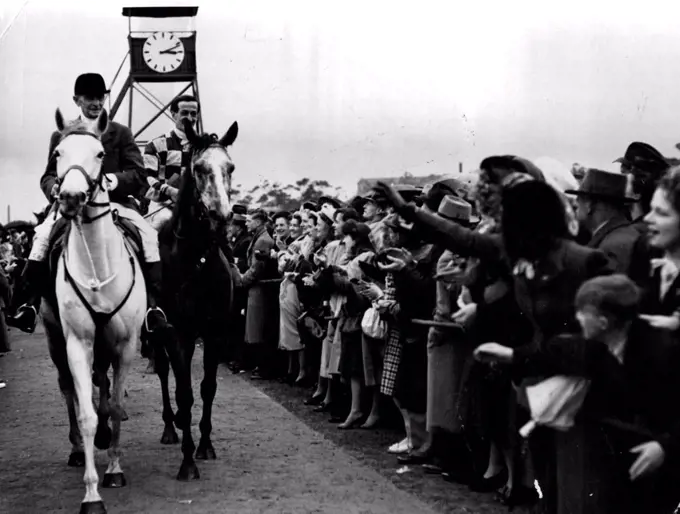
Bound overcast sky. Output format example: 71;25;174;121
2;0;680;221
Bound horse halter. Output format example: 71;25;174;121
173;140;231;240
55;130;110;223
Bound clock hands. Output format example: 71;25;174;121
160;43;181;55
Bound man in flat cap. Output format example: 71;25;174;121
615;142;670;232
9;73;168;335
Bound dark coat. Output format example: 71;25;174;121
400;204;614;348
241;225;278;344
513;321;680;513
640;260;680;316
40;121;148;210
231;229;252;274
587;215;644;277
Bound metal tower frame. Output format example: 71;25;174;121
108;6;203;148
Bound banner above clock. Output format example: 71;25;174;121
129;32;197;82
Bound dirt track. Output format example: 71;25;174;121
0;324;508;514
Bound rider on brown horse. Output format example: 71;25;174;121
8;73;168;334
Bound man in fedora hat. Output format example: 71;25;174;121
417;178;469;213
8;72;167;335
566;168;646;279
225;204;252;372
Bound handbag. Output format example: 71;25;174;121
361;304;388;339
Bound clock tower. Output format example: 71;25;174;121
108;6;203;148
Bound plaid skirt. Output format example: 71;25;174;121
379;273;401;397
379;327;401;396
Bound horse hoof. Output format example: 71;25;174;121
102;472;127;488
160;427;179;445
176;461;200;481
68;451;85;467
110;405;128;422
94;424;112;450
195;443;216;460
79;500;107;514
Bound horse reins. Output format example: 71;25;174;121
55;130;111;224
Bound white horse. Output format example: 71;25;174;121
41;108;146;514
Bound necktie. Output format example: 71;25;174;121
660;261;677;300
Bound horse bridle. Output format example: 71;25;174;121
55;130;110;223
173;140;231;240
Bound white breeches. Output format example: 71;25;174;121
29;203;160;263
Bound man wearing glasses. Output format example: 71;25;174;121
8;73;168;335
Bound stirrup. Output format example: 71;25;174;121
18;304;38;316
144;307;167;333
8;304;38;333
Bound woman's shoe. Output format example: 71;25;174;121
304;393;325;406
397;450;432;464
468;468;508;493
497;485;539;512
387;438;412;454
421;463;444;475
313;402;333;413
294;375;314;388
360;415;381;429
338;412;364;429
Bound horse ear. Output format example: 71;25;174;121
55;109;66;131
97;109;109;136
182;118;200;145
219;121;239;147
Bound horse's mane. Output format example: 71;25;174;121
191;133;221;152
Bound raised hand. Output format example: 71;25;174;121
629;441;665;481
374;181;408;210
473;342;514;364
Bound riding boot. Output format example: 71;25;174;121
143;261;169;333
6;260;48;334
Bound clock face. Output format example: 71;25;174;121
143;32;185;73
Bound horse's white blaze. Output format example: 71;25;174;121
56;136;103;193
195;146;232;218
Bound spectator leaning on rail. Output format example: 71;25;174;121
7;73;168;335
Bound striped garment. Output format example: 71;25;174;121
143;129;192;183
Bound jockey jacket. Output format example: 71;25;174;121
40;119;148;211
143;128;192;186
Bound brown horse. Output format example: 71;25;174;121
149;118;239;481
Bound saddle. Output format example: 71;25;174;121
47;212;144;288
